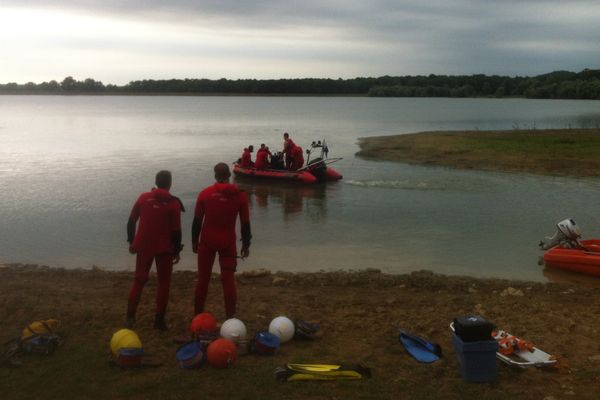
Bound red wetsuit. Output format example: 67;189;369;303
127;188;182;318
254;148;271;169
192;182;251;317
241;148;253;168
283;138;296;169
291;145;304;170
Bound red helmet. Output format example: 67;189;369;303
190;312;218;335
207;338;237;368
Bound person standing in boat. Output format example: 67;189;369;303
282;132;296;170
240;145;254;168
290;144;304;170
254;144;272;169
192;163;252;318
125;170;184;330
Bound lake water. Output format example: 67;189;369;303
1;95;600;281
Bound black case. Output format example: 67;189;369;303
453;315;495;342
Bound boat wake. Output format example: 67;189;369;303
344;179;451;191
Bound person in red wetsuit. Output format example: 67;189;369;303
254;143;272;169
290;144;304;170
192;163;251;318
126;170;184;330
282;132;296;170
240;145;254;168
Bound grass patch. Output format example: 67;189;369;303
357;129;600;176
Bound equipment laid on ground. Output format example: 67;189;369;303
109;329;162;368
190;313;219;343
253;331;280;355
269;316;295;343
110;329;142;357
275;363;371;381
220;318;247;343
294;320;321;340
398;331;442;363
492;329;556;368
176;341;204;369
206;338;237;368
450;318;498;383
540;218;600;277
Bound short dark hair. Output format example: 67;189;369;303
155;170;172;189
283;132;289;138
249;145;254;151
214;163;231;181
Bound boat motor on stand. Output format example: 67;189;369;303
539;218;583;250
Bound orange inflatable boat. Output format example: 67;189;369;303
543;240;600;277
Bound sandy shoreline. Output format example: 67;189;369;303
357;129;600;177
2;263;600;399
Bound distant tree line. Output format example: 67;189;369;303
1;69;600;99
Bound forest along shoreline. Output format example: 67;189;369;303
357;128;600;177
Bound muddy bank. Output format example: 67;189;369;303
2;264;600;399
357;129;600;177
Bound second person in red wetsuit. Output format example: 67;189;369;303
191;163;251;318
290;144;304;170
254;143;272;169
240;145;254;168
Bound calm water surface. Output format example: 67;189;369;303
1;95;600;281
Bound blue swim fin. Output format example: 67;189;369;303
399;331;442;363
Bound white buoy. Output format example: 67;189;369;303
268;316;295;343
220;318;247;342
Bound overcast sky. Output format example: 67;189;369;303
1;0;599;84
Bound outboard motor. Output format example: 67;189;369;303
539;218;582;250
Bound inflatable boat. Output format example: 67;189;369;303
233;161;342;184
540;219;600;277
543;239;600;277
233;140;343;184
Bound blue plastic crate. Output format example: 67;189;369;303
452;333;498;383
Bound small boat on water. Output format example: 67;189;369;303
543;239;600;277
540;218;600;277
233;140;343;184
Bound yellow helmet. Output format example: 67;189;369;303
21;319;60;341
110;329;142;356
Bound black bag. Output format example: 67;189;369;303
453;316;495;342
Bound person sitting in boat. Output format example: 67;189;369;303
240;145;254;168
254;144;272;170
290;144;304;171
282;132;296;169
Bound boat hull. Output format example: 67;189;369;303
233;163;342;184
543;239;600;277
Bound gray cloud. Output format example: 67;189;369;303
2;0;600;82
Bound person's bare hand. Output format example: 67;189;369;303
173;254;180;265
240;247;250;259
128;245;136;254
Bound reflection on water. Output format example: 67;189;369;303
235;178;327;218
2;96;600;281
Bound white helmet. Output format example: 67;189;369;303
268;316;295;343
220;318;247;342
557;218;581;240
